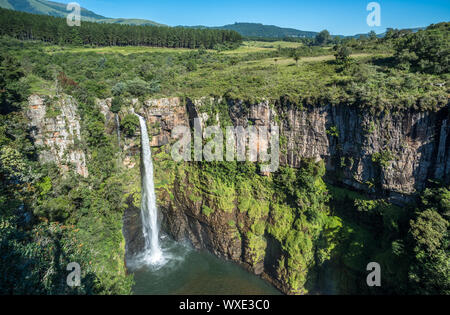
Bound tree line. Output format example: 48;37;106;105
0;8;243;49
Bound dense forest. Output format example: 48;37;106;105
0;8;243;49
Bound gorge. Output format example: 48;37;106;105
0;5;447;297
26;93;449;295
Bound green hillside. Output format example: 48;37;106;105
185;22;319;38
213;22;318;38
98;18;165;27
0;0;164;25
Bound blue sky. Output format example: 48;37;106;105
59;0;450;35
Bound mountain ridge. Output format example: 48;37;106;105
208;22;318;38
0;0;164;26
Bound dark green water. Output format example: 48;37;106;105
129;236;281;295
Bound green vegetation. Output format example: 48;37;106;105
163;151;449;295
110;96;123;113
0;11;448;295
372;150;395;169
156;154;342;294
394;23;449;74
1;21;447;113
120;114;140;137
314;30;331;46
408;185;449;294
269;162;342;294
210;22;318;39
0;8;242;49
0;51;132;294
326;183;449;295
334;45;352;65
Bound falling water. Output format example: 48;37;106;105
136;114;164;265
115;113;121;150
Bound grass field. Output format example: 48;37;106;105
44;45;192;55
241;53;382;67
243;41;304;49
42;40;306;56
222;41;303;54
41;41;302;56
29;40;397;101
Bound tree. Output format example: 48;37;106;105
120;114;139;137
408;186;450;295
111;96;123;114
334;45;352;64
315;30;331;46
394;22;449;74
86;121;108;146
0;8;243;50
0;146;26;182
0;53;28;114
293;50;300;65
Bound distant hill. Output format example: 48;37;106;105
0;0;164;26
214;23;318;38
374;27;425;38
187;22;319;38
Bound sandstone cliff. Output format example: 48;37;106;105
27;94;88;177
120;96;449;294
139;97;450;199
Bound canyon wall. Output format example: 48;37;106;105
29;95;449;294
141;97;450;199
29;94;450;195
27;95;88;177
124;96;449;294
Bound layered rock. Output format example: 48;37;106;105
27;94;88;177
120;96;449;294
275;102;450;198
136;97;450;198
141;97;188;147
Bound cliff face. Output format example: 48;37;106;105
27;94;88;177
119;96;449;294
142;97;450;198
273;101;450;200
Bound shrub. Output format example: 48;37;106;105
120;114;139;137
110;96;123;113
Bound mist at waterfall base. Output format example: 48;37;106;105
127;115;280;295
131;237;281;295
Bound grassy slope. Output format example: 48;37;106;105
213;22;318;38
97;18;165;27
10;37;446;111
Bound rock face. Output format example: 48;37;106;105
274;102;450;198
122;196;145;260
140;97;450;198
121;96;449;294
141;97;188;147
27;94;88;177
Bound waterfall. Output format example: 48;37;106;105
136;114;164;265
115;114;121;150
